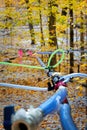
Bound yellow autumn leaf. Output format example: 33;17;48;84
52;6;58;13
74;77;80;81
19;0;25;5
76;86;83;91
77;91;83;97
15;105;21;111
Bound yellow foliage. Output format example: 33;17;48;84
56;24;67;33
19;0;25;5
76;85;85;97
15;105;21;111
77;91;83;97
30;0;37;3
0;22;5;29
81;64;87;68
52;6;58;14
76;86;83;91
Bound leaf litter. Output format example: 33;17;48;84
0;49;87;130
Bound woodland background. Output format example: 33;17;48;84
0;0;87;130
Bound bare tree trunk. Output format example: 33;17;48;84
85;15;87;45
62;7;67;16
85;15;87;82
25;0;35;44
48;1;57;68
38;0;45;46
69;4;74;73
48;1;57;47
80;11;84;61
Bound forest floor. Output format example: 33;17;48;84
0;42;87;130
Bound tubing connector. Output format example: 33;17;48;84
12;106;43;130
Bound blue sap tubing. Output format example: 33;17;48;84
38;87;67;117
59;104;78;130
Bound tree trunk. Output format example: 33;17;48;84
62;7;67;16
38;0;45;46
48;1;57;47
25;0;35;44
85;15;87;45
48;1;57;68
69;4;74;73
80;11;84;61
85;15;87;83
